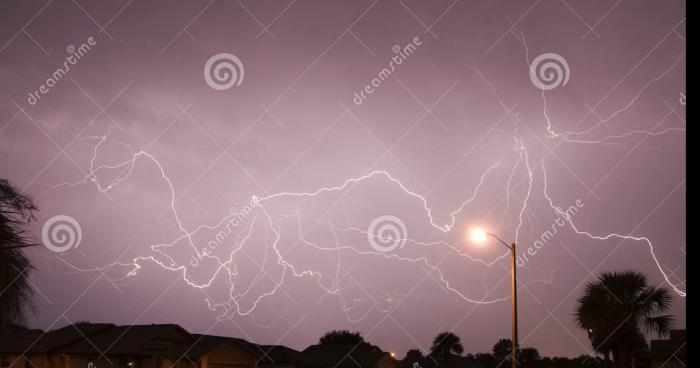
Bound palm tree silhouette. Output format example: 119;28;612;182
518;348;540;367
430;332;463;367
575;271;674;368
0;179;38;329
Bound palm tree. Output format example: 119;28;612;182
519;348;540;367
0;179;38;329
430;332;463;367
575;271;673;368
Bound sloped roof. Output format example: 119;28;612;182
0;323;298;364
0;327;45;353
57;324;195;358
189;335;308;365
186;334;234;358
302;343;390;368
1;323;397;368
0;323;115;354
256;344;308;365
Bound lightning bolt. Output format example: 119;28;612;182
33;27;685;331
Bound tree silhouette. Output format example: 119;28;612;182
430;332;463;367
492;338;514;364
319;330;364;345
575;271;673;368
0;179;37;329
474;353;496;368
518;348;540;367
403;349;424;366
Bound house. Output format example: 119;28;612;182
3;324;397;368
302;343;398;368
190;336;309;368
253;345;309;368
0;323;267;368
0;323;116;368
648;329;685;368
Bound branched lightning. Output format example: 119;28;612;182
38;125;521;325
516;29;687;297
541;164;686;297
33;27;685;332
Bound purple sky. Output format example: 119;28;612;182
0;0;685;359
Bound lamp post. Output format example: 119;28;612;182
470;229;518;368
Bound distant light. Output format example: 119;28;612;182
470;228;488;244
390;352;396;358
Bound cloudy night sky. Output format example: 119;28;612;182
0;0;686;359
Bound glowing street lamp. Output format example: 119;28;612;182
469;228;488;243
471;228;519;368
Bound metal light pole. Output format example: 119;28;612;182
509;240;518;368
470;229;518;368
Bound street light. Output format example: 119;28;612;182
471;228;519;368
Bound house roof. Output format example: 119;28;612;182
649;329;686;359
255;344;308;365
186;334;234;358
56;324;196;358
1;323;396;368
0;323;115;354
302;343;391;368
0;323;304;364
0;327;45;353
188;335;308;365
